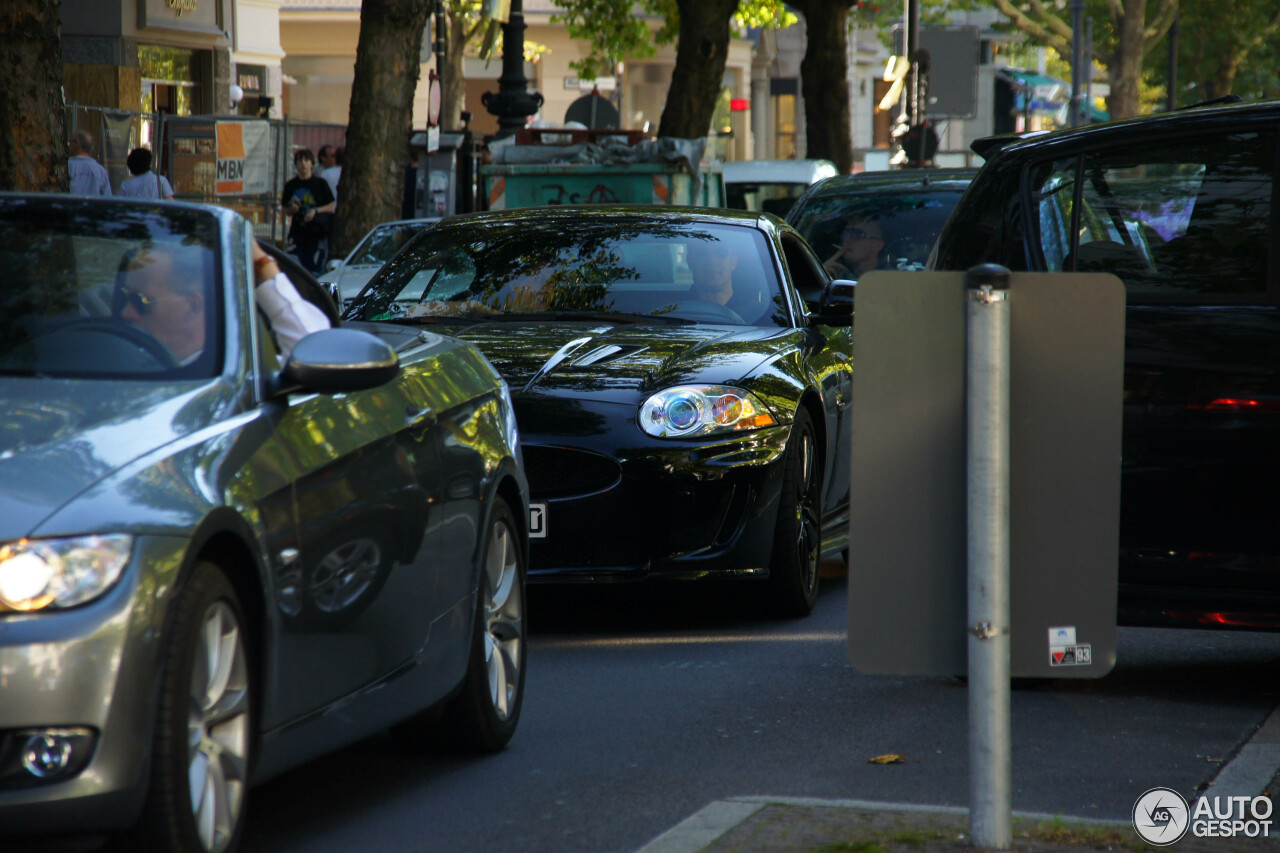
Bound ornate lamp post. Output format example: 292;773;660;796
481;0;544;139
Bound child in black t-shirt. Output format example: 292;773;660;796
280;148;336;274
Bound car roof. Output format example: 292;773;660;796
723;159;839;184
438;205;782;230
805;168;978;198
367;217;439;230
971;97;1280;161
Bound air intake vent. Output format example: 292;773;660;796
522;445;622;499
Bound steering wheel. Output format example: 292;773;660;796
36;317;176;368
675;300;746;324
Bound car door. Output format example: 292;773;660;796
1023;128;1280;590
268;362;447;723
778;231;853;516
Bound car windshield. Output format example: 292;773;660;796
726;183;811;217
790;188;967;272
0;199;222;380
348;222;432;266
346;218;789;327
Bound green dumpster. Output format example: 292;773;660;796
481;161;725;210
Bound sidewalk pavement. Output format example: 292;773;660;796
636;708;1280;853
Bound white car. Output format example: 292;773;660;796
320;217;438;307
723;159;838;218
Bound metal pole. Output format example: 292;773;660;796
1070;0;1086;127
906;0;920;127
966;263;1012;851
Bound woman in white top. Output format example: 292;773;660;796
119;148;175;200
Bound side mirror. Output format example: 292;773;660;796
326;258;343;271
808;279;854;327
271;327;399;397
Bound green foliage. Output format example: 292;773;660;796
553;0;794;80
853;0;985;50
1142;0;1280;106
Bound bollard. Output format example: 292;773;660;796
966;263;1012;850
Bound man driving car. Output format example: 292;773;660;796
118;238;329;366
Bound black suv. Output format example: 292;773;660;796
933;99;1280;630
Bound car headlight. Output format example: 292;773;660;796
0;535;134;612
638;385;777;438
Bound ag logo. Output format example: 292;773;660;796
1133;787;1190;846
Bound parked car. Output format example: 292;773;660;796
723;158;838;218
343;206;853;617
0;195;529;850
931;99;1280;630
319;217;438;308
787;168;976;279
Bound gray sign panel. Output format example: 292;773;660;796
847;271;1125;678
919;26;980;119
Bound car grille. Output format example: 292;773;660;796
522;445;622;500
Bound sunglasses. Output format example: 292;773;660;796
842;227;874;239
118;287;157;315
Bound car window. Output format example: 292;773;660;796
1032;132;1273;298
348;220;789;327
790;189;968;275
0;202;222;379
351;223;427;266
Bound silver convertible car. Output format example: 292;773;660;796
0;195;529;852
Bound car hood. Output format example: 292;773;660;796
353;319;792;403
321;265;380;302
0;378;225;538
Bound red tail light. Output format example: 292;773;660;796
1186;398;1280;412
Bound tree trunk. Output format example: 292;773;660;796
792;0;855;174
443;10;469;129
0;0;67;191
1104;0;1147;120
657;0;739;139
332;0;431;257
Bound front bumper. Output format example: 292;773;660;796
523;422;793;582
0;536;183;835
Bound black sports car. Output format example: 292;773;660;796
344;206;853;617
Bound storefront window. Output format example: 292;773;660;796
140;45;200;118
773;93;797;159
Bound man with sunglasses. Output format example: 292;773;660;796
118;239;328;366
823;217;885;280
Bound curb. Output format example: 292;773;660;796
638;705;1280;853
635;796;1127;853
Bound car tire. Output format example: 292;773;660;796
767;407;822;618
393;497;526;753
134;561;253;853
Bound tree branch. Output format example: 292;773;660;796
1025;0;1074;41
991;0;1072;57
1142;0;1179;53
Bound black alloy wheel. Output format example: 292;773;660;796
767;407;822;617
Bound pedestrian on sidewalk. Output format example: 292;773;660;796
68;130;112;196
118;148;175;200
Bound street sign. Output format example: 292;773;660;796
847;270;1125;678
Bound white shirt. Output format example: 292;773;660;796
319;165;341;201
119;171;175;199
69;156;112;196
255;271;332;360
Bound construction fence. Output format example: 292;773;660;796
67;105;345;245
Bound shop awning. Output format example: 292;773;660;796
996;68;1110;122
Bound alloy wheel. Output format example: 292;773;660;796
482;519;524;721
186;601;251;853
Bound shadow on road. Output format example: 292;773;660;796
526;557;849;636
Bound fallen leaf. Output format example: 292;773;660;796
867;754;907;765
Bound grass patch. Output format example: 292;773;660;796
1017;816;1144;850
